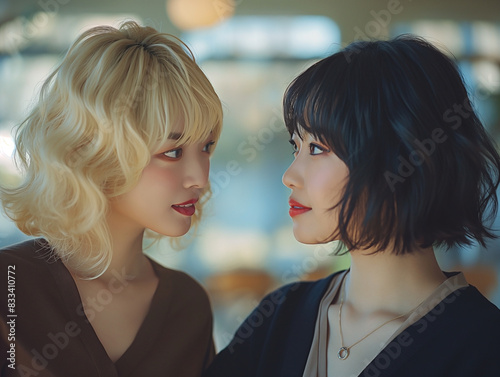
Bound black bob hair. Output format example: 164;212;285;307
283;35;500;254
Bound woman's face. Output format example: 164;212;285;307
282;131;349;244
108;132;215;238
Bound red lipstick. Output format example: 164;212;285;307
288;199;312;217
172;198;198;217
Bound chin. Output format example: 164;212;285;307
170;229;190;237
293;226;339;245
171;226;192;237
153;222;192;238
292;229;319;245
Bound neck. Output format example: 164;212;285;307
97;212;155;284
101;233;151;283
344;246;446;315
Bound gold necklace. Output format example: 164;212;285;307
337;275;416;360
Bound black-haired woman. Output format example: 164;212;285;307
205;35;500;377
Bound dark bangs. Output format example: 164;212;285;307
283;53;350;160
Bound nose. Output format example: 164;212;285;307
183;155;209;189
282;158;301;189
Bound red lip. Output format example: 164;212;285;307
288;199;312;218
174;198;198;206
172;198;198;217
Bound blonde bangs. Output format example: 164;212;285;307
136;44;223;152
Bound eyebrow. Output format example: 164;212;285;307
167;130;214;142
168;132;183;140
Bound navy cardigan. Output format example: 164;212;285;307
205;271;500;377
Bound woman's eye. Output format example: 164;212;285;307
163;148;182;159
289;139;298;155
203;141;216;153
309;143;326;155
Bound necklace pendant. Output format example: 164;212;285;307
338;346;349;360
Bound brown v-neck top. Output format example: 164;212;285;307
0;238;215;377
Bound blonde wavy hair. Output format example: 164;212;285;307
0;21;223;278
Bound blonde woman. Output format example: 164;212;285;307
0;21;222;377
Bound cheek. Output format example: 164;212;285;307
202;158;210;179
141;162;180;190
309;171;345;207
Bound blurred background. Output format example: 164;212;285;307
1;0;500;350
